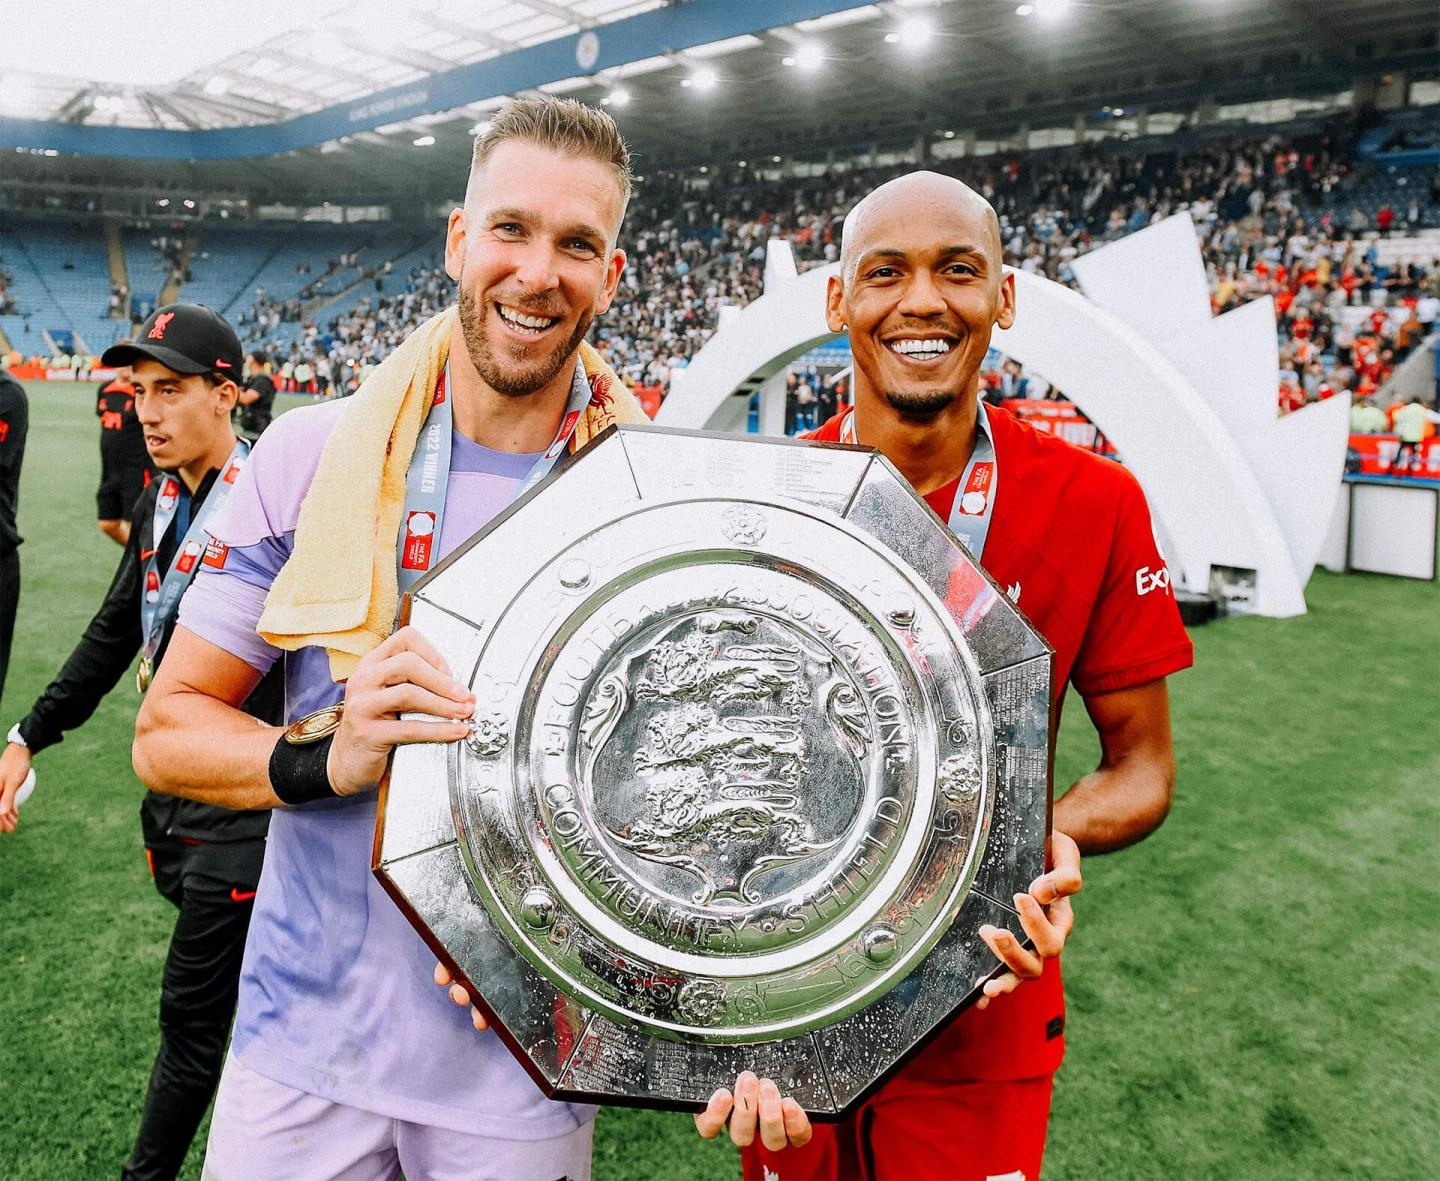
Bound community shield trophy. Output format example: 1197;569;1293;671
375;424;1053;1117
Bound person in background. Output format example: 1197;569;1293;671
0;304;279;1181
96;365;159;546
236;351;276;438
1349;397;1388;434
0;367;27;707
1392;395;1440;476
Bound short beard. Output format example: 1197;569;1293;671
882;387;959;424
458;281;591;398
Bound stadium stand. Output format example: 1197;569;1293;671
225;114;1438;410
1;113;1434;412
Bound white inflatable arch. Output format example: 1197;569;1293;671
657;225;1349;617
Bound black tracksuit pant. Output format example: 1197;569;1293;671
120;823;265;1181
0;547;18;707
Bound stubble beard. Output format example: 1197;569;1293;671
458;281;592;398
882;387;961;424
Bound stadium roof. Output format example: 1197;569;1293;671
2;0;1436;203
2;0;670;132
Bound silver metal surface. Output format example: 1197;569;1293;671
376;424;1053;1116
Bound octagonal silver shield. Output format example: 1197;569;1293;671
375;424;1053;1117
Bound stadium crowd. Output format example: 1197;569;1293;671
3;121;1437;421
217;125;1437;418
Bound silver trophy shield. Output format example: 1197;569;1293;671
375;424;1053;1117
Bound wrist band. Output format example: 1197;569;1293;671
269;731;339;806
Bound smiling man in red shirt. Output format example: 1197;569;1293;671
736;172;1193;1181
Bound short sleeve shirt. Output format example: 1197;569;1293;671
177;398;595;1138
808;407;1193;1079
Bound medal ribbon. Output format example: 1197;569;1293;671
396;363;596;596
839;404;999;560
140;438;251;668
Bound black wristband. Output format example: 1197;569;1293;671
269;731;339;806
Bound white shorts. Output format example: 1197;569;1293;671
202;1053;594;1181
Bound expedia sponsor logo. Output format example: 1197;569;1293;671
1135;565;1171;596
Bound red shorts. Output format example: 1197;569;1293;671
740;1075;1054;1181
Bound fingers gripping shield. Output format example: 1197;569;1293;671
375;425;1053;1117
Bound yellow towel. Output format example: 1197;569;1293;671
259;305;648;680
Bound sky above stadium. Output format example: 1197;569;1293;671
8;0;385;87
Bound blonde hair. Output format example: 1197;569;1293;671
470;96;633;203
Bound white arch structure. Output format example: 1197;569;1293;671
657;217;1350;617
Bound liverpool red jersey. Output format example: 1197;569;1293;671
808;407;1193;1080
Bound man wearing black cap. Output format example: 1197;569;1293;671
0;304;280;1181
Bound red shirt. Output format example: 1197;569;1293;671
808;409;1193;1080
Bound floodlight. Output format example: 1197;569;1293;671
894;17;934;48
603;87;631;107
794;43;824;71
689;67;718;91
413;135;436;147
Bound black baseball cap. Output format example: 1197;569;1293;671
102;303;243;378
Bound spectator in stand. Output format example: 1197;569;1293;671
245;123;1432;413
96;366;158;546
1278;369;1306;415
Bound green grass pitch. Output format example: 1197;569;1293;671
1;382;1435;1178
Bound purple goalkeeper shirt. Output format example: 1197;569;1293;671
179;394;595;1138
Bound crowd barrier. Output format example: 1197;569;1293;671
1348;433;1440;480
1001;399;1117;456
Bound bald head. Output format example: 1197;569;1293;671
825;169;1015;428
839;171;1003;286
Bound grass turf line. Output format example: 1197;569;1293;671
0;383;1434;1178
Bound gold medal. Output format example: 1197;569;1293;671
283;703;345;745
136;655;153;694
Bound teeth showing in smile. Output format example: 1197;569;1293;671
887;338;952;359
498;304;559;332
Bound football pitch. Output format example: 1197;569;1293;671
1;381;1435;1179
